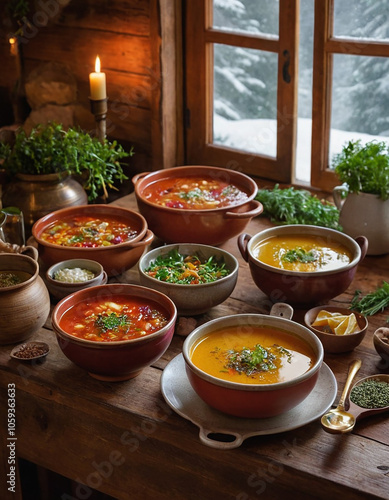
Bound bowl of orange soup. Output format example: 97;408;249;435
182;304;324;418
132;166;263;245
32;204;154;276
51;284;177;381
238;225;368;306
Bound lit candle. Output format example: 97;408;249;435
89;56;106;100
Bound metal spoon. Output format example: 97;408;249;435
321;359;362;434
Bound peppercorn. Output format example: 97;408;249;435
13;343;49;359
350;379;389;409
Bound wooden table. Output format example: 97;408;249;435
1;193;389;500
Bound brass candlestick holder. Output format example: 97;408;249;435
89;97;108;141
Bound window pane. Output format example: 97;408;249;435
213;43;278;157
329;53;389;166
333;0;389;41
213;0;279;37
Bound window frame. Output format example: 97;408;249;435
184;0;298;184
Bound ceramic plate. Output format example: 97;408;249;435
161;354;337;449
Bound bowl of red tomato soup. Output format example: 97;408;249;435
238;225;368;306
132;166;263;245
32;204;154;276
51;284;177;381
182;304;324;418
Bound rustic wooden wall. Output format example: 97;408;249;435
0;0;183;193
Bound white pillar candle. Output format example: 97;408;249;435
89;56;106;100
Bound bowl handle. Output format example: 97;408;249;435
132;172;151;186
237;233;251;262
355;235;368;261
224;200;263;219
123;229;154;248
270;303;294;320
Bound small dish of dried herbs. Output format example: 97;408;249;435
350;374;389;410
10;342;49;361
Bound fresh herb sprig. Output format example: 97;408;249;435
332;140;389;200
225;344;291;376
255;184;341;230
351;281;389;316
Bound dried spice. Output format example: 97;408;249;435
13;343;49;359
350;379;389;409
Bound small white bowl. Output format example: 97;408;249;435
45;258;107;300
138;243;239;316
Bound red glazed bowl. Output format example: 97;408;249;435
51;284;177;381
182;304;324;418
32;204;154;276
132;166;263;245
238;225;368;307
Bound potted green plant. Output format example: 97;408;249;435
332;139;389;255
0;122;132;232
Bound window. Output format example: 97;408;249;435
184;0;389;192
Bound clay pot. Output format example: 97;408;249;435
182;304;324;418
333;188;389;255
51;284;177;381
32;204;154;277
238;225;368;307
2;172;88;237
132;166;263;245
0;252;50;345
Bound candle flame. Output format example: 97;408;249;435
95;56;101;73
9;37;16;45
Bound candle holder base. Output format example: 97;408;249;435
89;97;108;141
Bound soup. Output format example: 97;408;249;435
144;248;230;284
254;235;352;272
190;325;315;385
59;295;169;342
0;270;31;288
40;215;138;248
143;176;248;209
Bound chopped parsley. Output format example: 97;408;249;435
95;313;131;333
282;247;318;264
225;344;292;376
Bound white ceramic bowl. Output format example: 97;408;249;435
138;243;239;316
45;258;107;300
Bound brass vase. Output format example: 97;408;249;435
2;172;88;237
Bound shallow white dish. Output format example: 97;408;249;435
161;354;337;449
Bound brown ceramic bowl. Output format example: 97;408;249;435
304;305;368;354
138;243;239;316
238;225;368;307
32;204;154;276
51;284;177;381
373;327;389;362
182;304;324;418
132;166;263;245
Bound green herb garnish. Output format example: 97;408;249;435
95;313;131;333
145;249;230;284
225;344;291;376
351;281;389;316
255;184;341;230
282;247;318;264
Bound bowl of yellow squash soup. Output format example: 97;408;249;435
182;303;324;418
238;225;368;306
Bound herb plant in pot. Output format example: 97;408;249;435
0;122;131;234
332;140;389;255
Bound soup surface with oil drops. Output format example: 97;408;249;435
190;325;316;385
253;235;352;272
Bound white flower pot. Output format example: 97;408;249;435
333;186;389;255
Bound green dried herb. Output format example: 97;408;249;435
350;379;389;409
